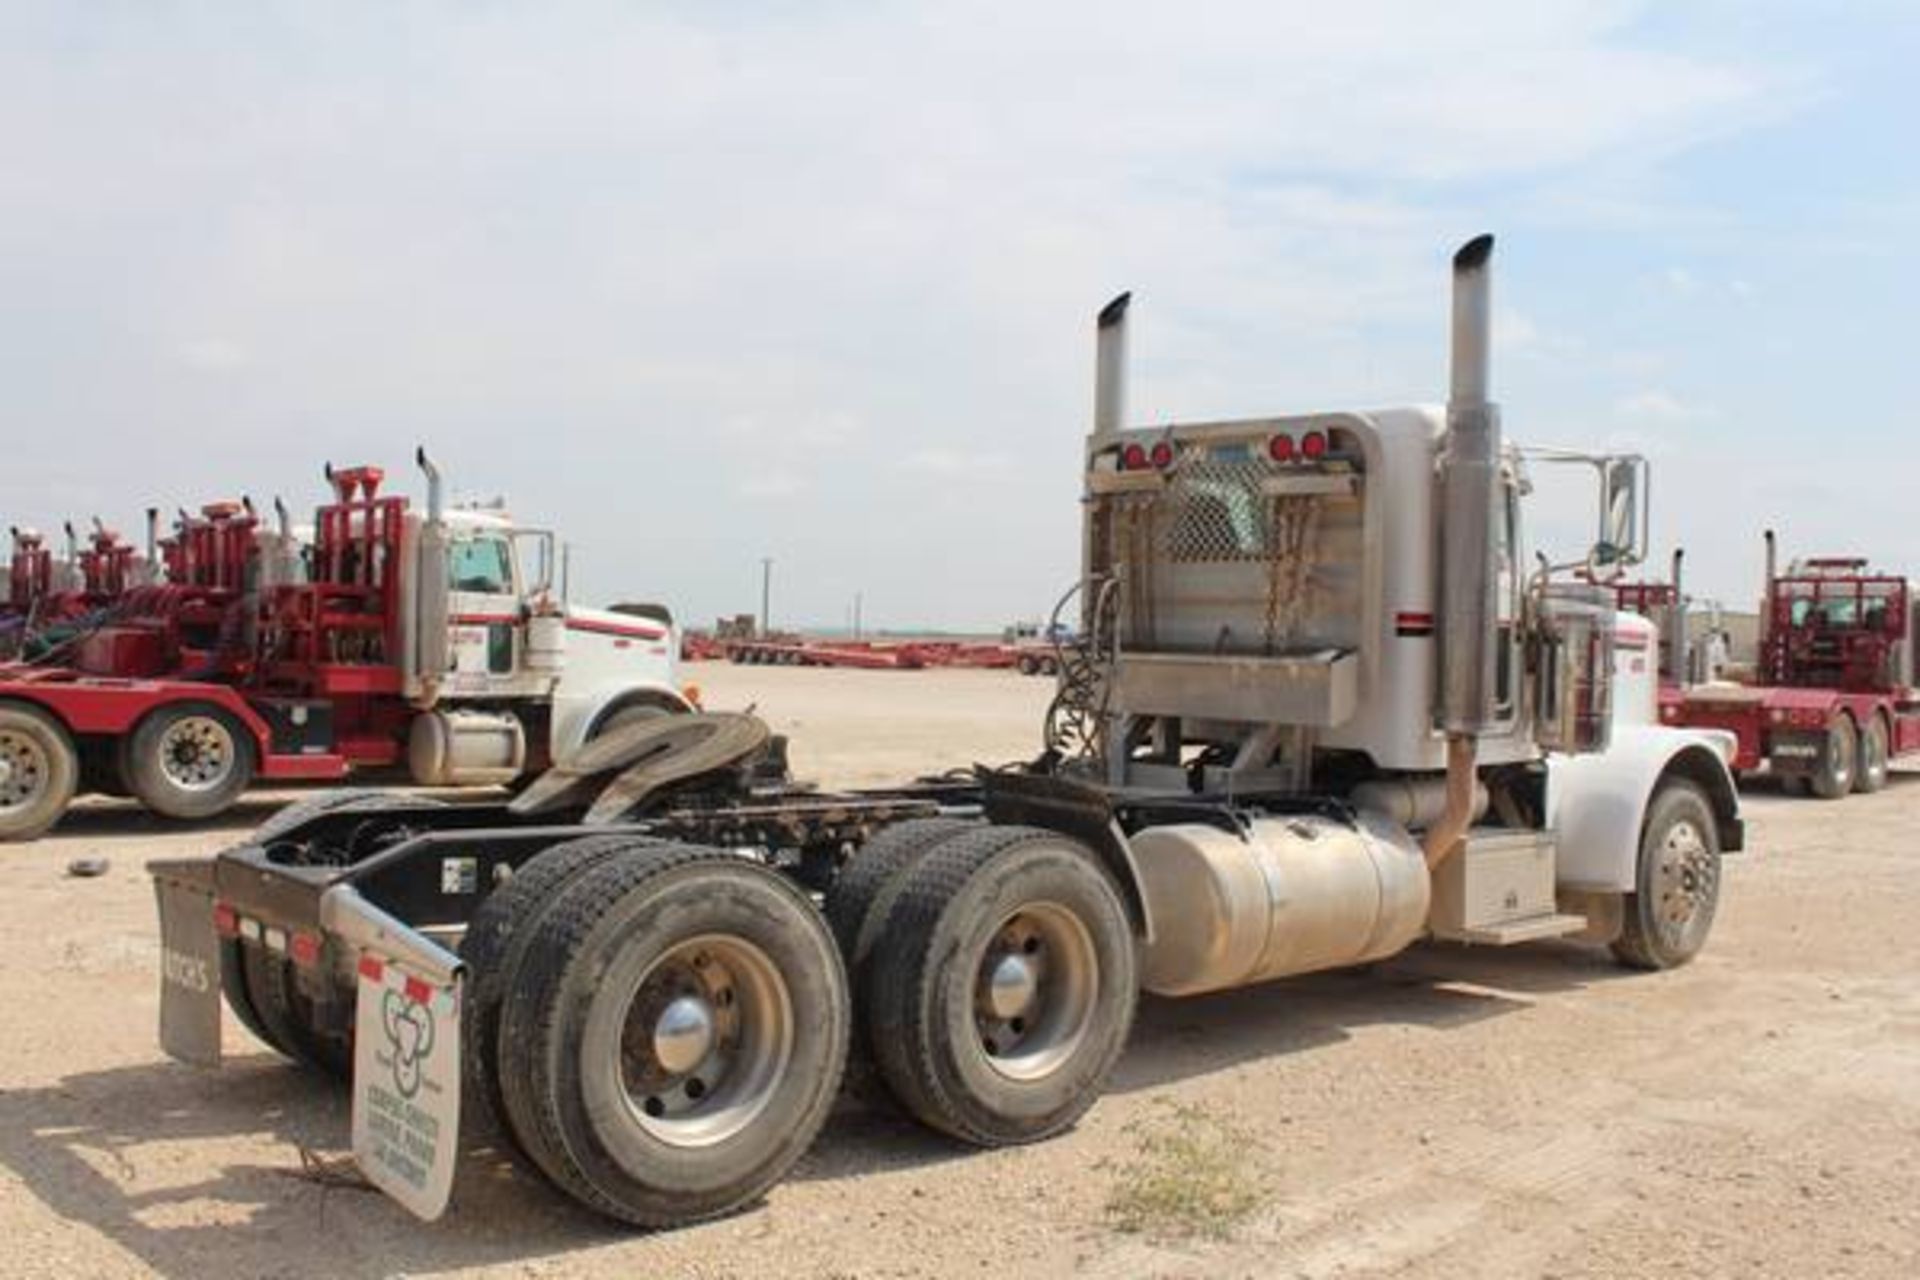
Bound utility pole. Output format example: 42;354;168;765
853;591;862;640
760;557;773;637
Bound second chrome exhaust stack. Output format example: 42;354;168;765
1092;292;1131;438
1427;233;1502;868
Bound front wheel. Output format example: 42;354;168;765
1612;779;1722;970
865;825;1137;1146
124;704;256;820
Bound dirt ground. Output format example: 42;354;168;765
2;663;1916;1279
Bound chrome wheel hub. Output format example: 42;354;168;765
986;953;1040;1021
1654;818;1716;944
159;716;235;791
652;995;717;1076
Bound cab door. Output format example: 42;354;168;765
444;532;520;691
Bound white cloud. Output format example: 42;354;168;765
179;338;248;371
735;474;804;500
1663;266;1700;295
0;1;1804;626
1616;389;1715;421
897;448;1013;476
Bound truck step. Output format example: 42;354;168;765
1437;912;1589;946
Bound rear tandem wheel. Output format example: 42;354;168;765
493;845;849;1227
863;824;1137;1146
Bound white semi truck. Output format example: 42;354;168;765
149;235;1741;1229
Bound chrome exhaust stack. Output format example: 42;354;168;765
1092;292;1131;438
1761;528;1777;654
414;446;450;704
1671;547;1690;684
1426;233;1502;868
417;446;446;525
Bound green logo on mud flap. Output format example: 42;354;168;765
381;988;438;1098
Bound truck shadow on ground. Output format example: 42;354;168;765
0;943;1627;1277
52;796;304;840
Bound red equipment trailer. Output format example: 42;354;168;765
1659;532;1920;797
1;456;684;840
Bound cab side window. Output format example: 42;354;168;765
449;538;514;595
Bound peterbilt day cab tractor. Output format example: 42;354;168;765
0;452;687;839
1661;531;1920;797
149;236;1741;1230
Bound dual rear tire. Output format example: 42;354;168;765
473;839;848;1227
462;822;1138;1225
829;823;1138;1145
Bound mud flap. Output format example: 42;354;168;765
352;952;463;1221
153;868;223;1067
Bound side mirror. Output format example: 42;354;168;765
1589;457;1646;579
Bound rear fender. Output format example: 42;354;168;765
1546;725;1743;893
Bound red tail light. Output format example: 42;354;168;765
1121;443;1148;470
212;902;239;938
1268;434;1295;462
1150;441;1174;469
289;930;324;969
1301;430;1328;459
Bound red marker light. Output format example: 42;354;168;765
1121;443;1148;470
1301;430;1328;459
1268;434;1295;462
1150;441;1174;469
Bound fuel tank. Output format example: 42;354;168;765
408;708;527;786
1133;812;1430;997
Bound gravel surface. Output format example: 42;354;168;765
1;664;1915;1278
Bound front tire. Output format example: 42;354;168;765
865;825;1137;1146
496;846;849;1227
124;703;256;820
0;702;80;841
1612;779;1722;970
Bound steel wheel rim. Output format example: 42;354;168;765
1653;817;1716;949
614;933;793;1149
974;901;1098;1083
1865;722;1887;779
1830;722;1855;788
158;716;236;792
0;729;50;812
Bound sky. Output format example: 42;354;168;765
3;1;1917;631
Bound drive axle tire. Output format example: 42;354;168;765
1855;714;1890;794
824;818;976;974
496;846;849;1227
218;938;283;1053
1806;713;1857;800
460;833;662;1160
124;703;256;820
252;788;443;844
233;941;351;1079
865;825;1137;1146
1612;779;1722;971
823;818;975;1094
0;703;79;841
